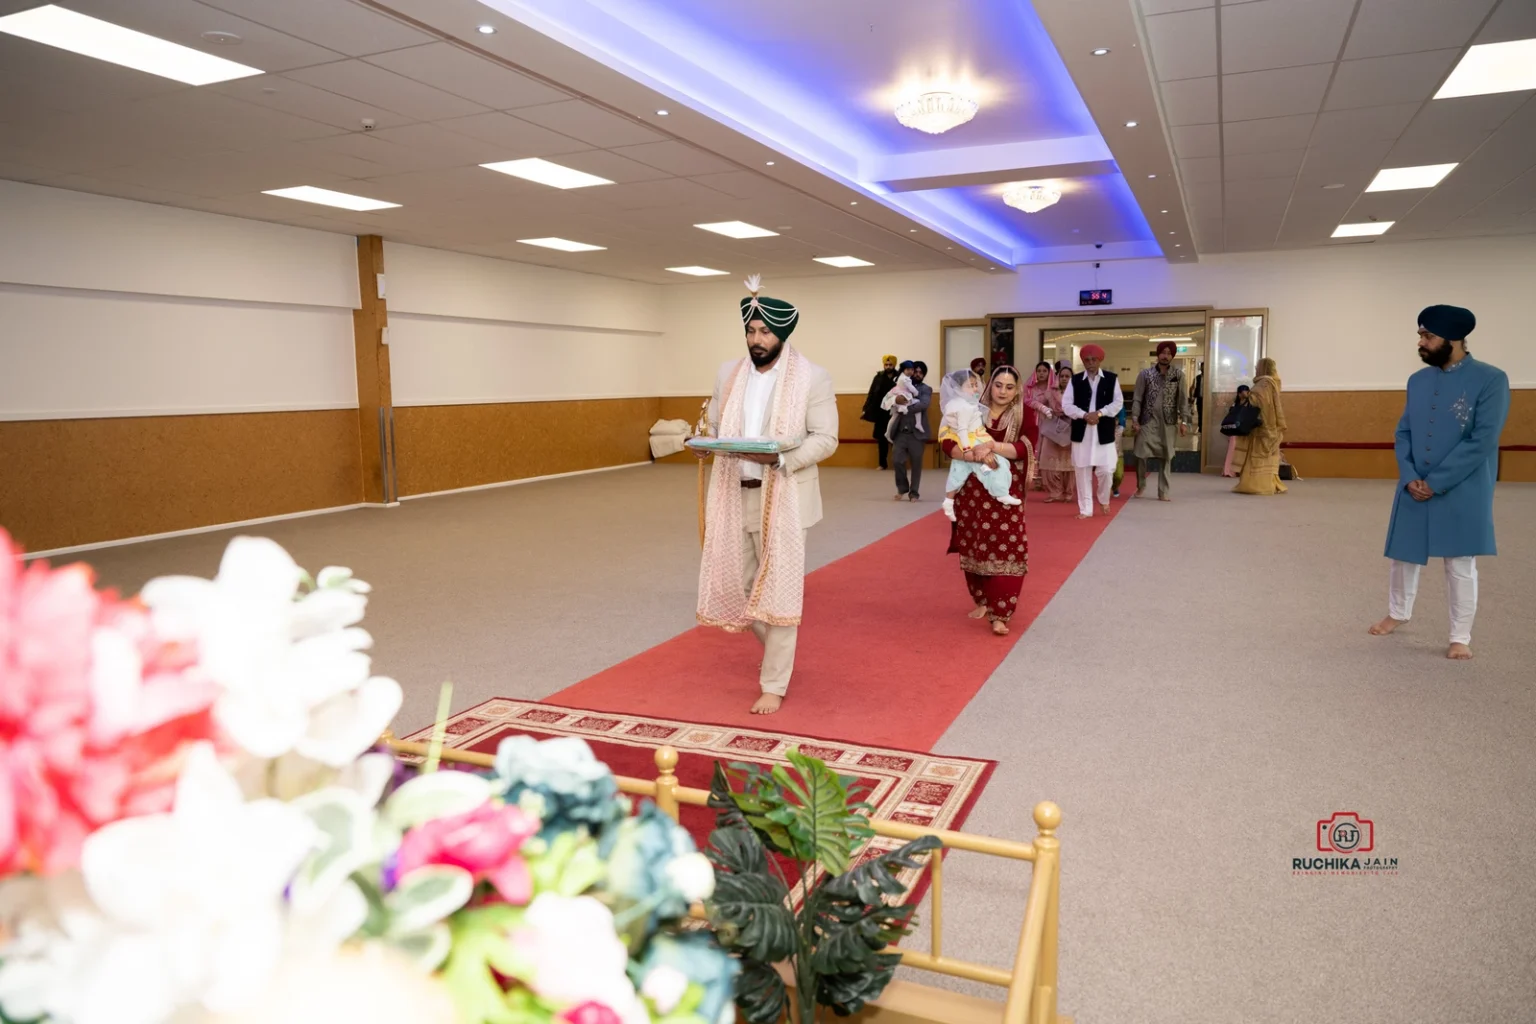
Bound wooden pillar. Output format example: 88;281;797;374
353;235;395;504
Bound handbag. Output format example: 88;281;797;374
1220;405;1262;437
1038;414;1072;446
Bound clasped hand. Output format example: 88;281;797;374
1084;411;1101;425
1407;479;1433;501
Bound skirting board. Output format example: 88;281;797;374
22;461;653;561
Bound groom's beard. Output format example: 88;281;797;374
749;337;784;367
1419;342;1452;367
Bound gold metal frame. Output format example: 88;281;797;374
385;736;1067;1024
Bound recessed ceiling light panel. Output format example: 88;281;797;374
1365;163;1457;191
814;256;874;268
666;266;730;276
262;186;399;211
1435;38;1536;99
517;237;606;252
695;221;778;239
480;158;613;189
1332;221;1394;238
0;4;263;85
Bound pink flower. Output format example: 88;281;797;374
395;801;539;903
562;1002;623;1024
0;529;218;875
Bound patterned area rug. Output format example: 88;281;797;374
404;698;997;906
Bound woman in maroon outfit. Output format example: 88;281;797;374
943;366;1031;636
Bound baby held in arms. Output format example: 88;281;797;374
880;367;920;442
939;369;1021;521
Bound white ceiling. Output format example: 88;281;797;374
1137;0;1536;252
0;0;988;282
2;0;1530;275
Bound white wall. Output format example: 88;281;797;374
384;243;665;405
0;181;359;420
656;235;1536;394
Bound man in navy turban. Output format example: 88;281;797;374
1371;304;1509;659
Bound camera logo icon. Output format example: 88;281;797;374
1317;812;1374;854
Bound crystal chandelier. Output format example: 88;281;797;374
894;91;978;134
1002;182;1062;213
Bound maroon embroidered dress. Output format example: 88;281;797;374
943;417;1028;623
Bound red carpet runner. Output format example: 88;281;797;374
552;486;1131;751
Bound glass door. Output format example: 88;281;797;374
940;319;986;376
1202;309;1267;472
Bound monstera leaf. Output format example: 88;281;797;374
735;959;789;1024
717;750;873;875
815;961;904;1018
706;826;796;963
810;836;941;978
819;835;942;908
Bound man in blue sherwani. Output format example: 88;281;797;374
1370;305;1510;659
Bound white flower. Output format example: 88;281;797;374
666;852;716;903
192;942;455;1024
142;537;401;766
514;895;649;1024
640;964;689;1015
0;745;318;1024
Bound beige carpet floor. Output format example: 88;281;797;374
68;465;1536;1024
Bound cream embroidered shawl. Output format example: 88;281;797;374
696;346;812;629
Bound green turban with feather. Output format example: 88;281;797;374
739;274;799;342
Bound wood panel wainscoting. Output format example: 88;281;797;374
392;398;659;496
1277;389;1535;481
0;410;364;553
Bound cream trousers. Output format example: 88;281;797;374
741;487;804;696
1389;558;1478;646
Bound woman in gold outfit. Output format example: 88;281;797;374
1234;357;1288;495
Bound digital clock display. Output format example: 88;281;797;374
1079;289;1113;306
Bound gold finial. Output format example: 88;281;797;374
1033;801;1062;836
654;745;679;774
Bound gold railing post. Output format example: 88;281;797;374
654;745;681;822
929;845;945;958
1030;802;1062;1024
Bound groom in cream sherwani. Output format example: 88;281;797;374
695;277;837;715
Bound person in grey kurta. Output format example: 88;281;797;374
1371;305;1510;659
1130;340;1190;500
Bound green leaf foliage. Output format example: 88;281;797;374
708;865;796;963
811;836;940;976
735;959;789;1024
815;958;903;1018
386;864;475;936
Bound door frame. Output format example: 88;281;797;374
936;319;988;468
1201;308;1270;473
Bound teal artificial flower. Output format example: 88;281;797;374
604;804;710;945
636;932;741;1024
493;736;626;838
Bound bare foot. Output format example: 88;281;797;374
893;494;906;501
1075;513;1090;520
1101;504;1111;515
1369;617;1407;636
1158;495;1172;502
968;604;989;619
991;619;1009;636
1133;490;1144;499
750;693;783;715
1447;643;1473;660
